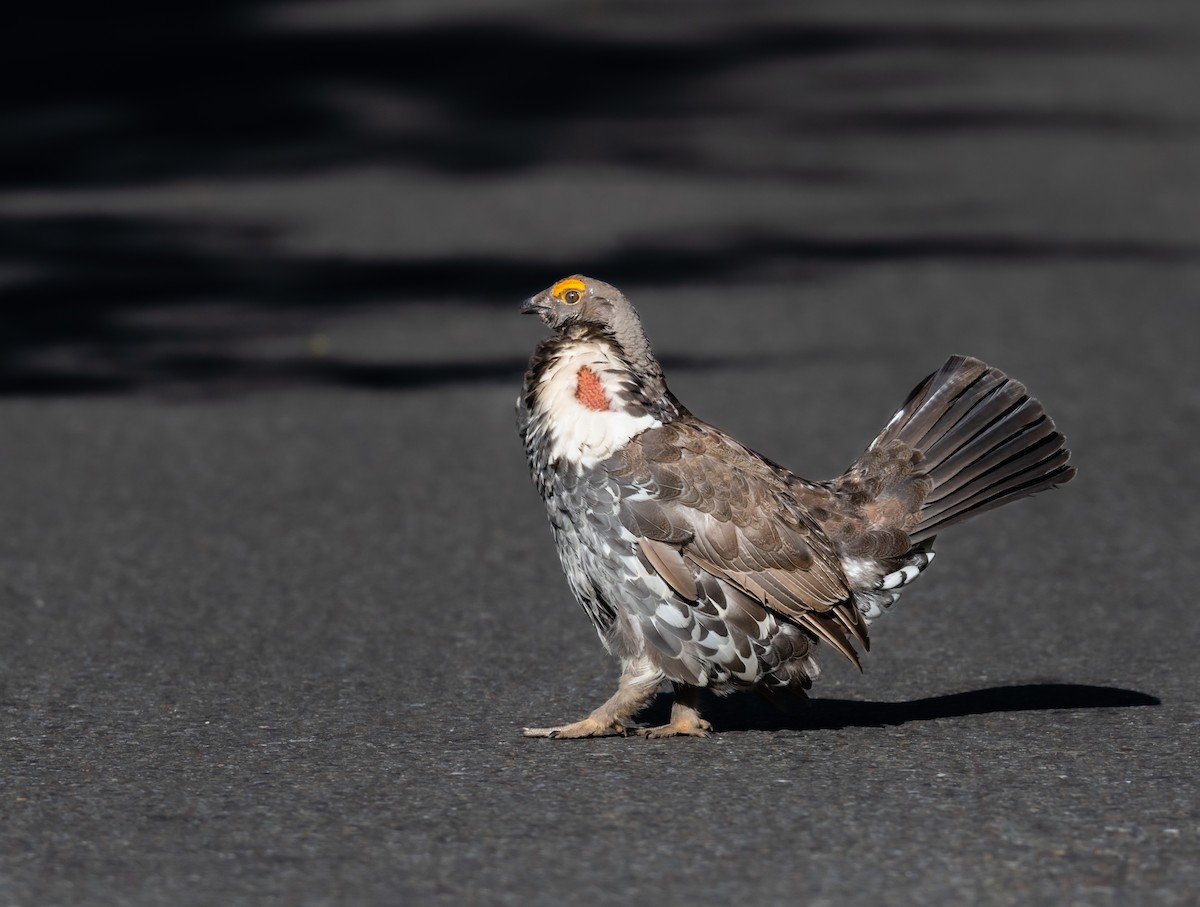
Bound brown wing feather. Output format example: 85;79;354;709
613;418;868;667
638;537;698;601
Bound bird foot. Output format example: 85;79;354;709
523;717;627;739
523;663;664;739
635;716;712;739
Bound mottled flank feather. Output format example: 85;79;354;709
517;276;1075;738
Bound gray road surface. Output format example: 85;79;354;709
2;1;1198;905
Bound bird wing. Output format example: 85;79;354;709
612;420;868;667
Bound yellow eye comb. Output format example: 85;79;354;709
551;277;586;300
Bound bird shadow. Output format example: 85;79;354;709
640;683;1160;734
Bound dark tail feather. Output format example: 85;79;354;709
870;355;1076;542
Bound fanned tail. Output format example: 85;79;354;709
869;355;1076;542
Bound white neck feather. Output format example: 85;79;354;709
533;340;661;469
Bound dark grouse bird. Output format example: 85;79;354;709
517;275;1075;738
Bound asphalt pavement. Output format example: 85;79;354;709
2;1;1198;905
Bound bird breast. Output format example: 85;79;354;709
530;341;661;469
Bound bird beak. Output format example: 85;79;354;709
520;295;548;316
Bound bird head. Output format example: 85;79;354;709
521;275;668;396
520;275;628;333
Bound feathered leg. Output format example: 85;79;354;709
636;683;712;739
523;662;663;739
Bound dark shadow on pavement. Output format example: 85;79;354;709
2;213;1196;395
672;683;1161;734
4;3;1182;189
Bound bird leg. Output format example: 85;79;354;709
523;666;662;739
636;683;712;739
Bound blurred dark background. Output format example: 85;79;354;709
3;2;1198;905
3;0;1195;393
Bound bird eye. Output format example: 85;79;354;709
551;276;587;305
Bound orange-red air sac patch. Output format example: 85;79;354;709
575;366;610;412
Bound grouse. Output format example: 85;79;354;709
517;275;1075;738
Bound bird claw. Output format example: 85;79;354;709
522;717;626;739
635;717;713;739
